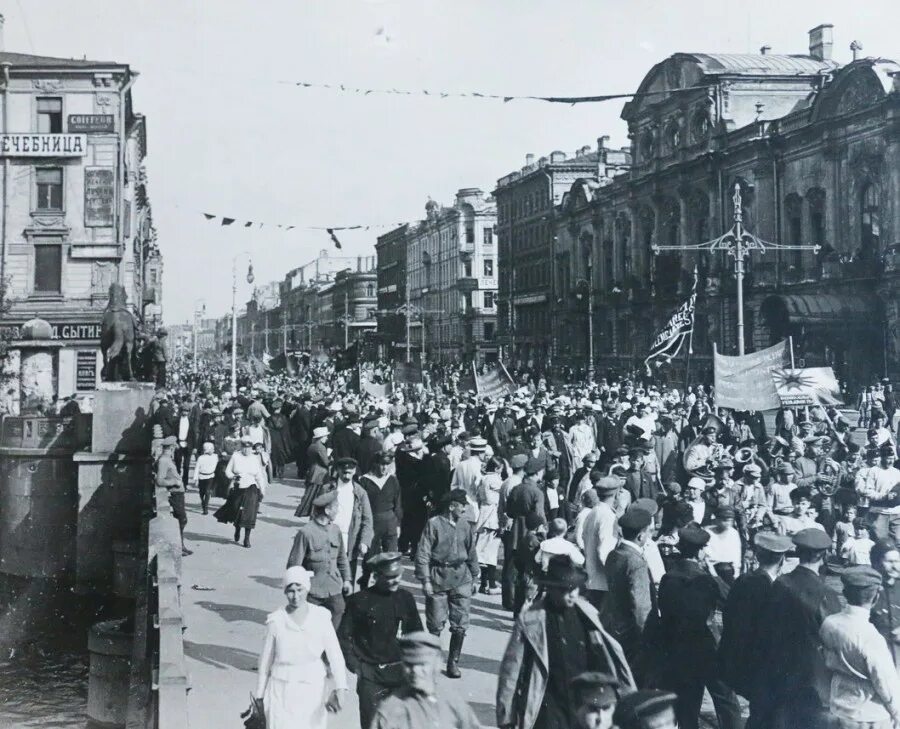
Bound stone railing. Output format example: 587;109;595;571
125;487;189;729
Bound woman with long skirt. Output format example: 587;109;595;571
268;398;291;480
475;456;505;594
295;426;331;518
255;566;348;729
217;435;266;548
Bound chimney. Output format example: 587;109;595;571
760;45;771;55
597;136;609;151
550;150;566;163
809;24;834;61
525;153;535;166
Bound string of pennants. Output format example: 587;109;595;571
291;81;711;105
201;212;407;249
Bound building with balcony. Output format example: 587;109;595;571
406;189;497;363
0;34;157;411
551;25;900;387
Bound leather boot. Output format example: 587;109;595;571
446;632;464;678
234;525;241;543
243;529;251;548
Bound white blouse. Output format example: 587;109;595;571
259;606;347;687
226;451;264;490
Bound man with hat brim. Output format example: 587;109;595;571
288;392;315;478
423;432;453;508
497;452;528;610
414;488;479;679
155;435;193;556
504;457;547;613
647;526;742;729
330;457;374;590
357;451;403;590
570;672;620;729
755;528;842;729
683;424;719;478
581;476;621;611
719;532;793;715
451;436;487;523
337;552;423;728
820;566;900;728
294;426;332;518
368;631;480;729
331;410;362;464
356;417;383;476
497;554;636;729
597;507;654;674
287;489;353;629
612;689;678;729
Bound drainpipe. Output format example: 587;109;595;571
116;70;138;288
1;62;11;310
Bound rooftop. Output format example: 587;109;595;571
0;50;127;70
681;52;838;76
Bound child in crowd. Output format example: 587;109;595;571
844;519;876;565
832;504;857;561
193;441;219;515
536;517;585;572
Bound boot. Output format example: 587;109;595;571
243;528;252;549
234;525;241;543
446;632;464;679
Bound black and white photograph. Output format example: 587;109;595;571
1;1;899;727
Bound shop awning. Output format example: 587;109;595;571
761;293;881;326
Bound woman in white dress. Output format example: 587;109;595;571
255;566;349;729
474;455;506;594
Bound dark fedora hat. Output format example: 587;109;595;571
538;555;588;590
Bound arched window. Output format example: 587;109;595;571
664;120;681;155
640;130;655;163
691;110;710;144
861;182;880;261
366;283;374;298
616;214;631;280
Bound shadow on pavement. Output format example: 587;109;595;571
184;640;259;672
195;600;268;625
258;514;299;529
458;653;501;676
249;574;283;590
184;531;237;546
467;700;496;726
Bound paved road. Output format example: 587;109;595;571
180;476;509;729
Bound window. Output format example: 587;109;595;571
484;291;496;309
36;167;63;210
691;110;710;144
785;194;803;273
463;259;472;277
664;120;681;155
37;97;62;133
366;283;374;297
483;227;493;246
483;259;494;277
34;238;63;294
483;322;495;340
861;182;880;260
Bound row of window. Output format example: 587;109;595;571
497;188;550;224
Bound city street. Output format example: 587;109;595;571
181;476;510;729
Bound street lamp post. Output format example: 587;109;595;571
192;298;205;374
652;183;820;356
231;252;254;395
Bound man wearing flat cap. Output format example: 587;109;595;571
684;425;718;477
396;431;429;557
821;566;900;728
649;526;741;729
755;528;841;729
338;552;422;728
613;689;678;729
496;555;635;729
369;631;480;729
415;488;479;679
598;507;654;673
330;457;373;589
570;672;619;729
719;532;793;722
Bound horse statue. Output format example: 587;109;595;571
100;283;137;381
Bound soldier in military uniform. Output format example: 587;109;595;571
286;490;352;628
337;552;422;729
415;488;479;678
369;631;480;729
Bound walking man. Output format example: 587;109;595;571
415;488;479;679
338;552;423;728
357;451;402;589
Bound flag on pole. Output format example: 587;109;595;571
644;267;697;376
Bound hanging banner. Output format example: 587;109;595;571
771;367;843;407
474;362;516;399
714;340;789;411
394;361;423;385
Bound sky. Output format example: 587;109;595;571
6;0;897;323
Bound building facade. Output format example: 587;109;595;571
405;189;497;363
374;223;408;359
0;43;156;412
550;25;900;388
494;146;611;368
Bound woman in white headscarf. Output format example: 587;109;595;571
255;566;348;729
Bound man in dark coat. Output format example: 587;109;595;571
598;507;654;672
504;458;546;559
289;393;313;477
331;413;362;462
356;418;383;476
357;451;403;589
718;532;792;727
424;433;453;507
650;526;741;729
754;528;842;729
395;434;429;556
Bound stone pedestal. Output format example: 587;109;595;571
75;382;154;594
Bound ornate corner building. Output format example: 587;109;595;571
500;25;900;388
0;39;156;410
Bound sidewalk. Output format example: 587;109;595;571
180;477;507;729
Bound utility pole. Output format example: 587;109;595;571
230;252;253;395
652;183;820;356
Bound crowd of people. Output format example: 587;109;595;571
149;353;900;729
